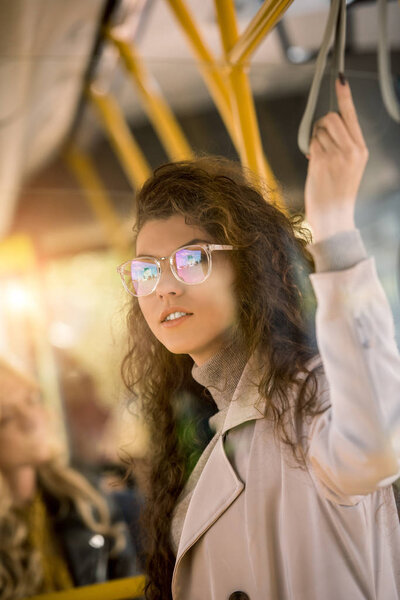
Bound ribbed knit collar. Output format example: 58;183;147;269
191;338;248;412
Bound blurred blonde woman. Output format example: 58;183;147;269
0;356;136;599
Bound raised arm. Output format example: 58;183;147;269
303;78;400;500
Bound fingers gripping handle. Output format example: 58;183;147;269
298;0;400;156
297;0;346;156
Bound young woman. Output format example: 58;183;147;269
119;78;400;599
0;357;136;599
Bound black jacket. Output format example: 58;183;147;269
44;490;138;586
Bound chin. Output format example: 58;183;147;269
32;449;52;465
160;336;200;356
163;342;194;355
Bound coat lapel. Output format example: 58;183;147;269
175;433;243;561
222;351;267;434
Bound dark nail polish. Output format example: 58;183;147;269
338;72;346;85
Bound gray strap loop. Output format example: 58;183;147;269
298;0;346;156
377;0;400;122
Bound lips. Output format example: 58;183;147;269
159;306;193;323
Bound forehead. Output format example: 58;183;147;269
136;215;211;256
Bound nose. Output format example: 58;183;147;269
155;259;183;297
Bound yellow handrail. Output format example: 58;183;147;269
228;0;295;66
86;0;295;212
88;86;151;190
105;28;193;162
215;0;262;175
214;0;284;209
28;575;145;600
65;145;132;252
164;0;240;150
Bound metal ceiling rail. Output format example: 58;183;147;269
214;0;284;210
88;86;152;189
105;28;194;161
164;0;239;148
215;0;263;175
215;2;268;176
83;0;294;218
28;575;145;600
228;0;295;66
165;0;288;210
64;146;132;252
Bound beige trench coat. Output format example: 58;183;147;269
172;259;400;600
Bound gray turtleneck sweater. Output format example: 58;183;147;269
170;229;367;555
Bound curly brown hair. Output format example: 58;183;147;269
122;156;323;600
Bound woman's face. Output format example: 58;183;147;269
0;373;52;473
136;215;238;366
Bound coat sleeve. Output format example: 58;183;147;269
306;257;400;501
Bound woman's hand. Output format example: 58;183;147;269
304;77;369;243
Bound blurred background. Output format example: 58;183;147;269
0;0;399;504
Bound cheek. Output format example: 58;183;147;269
195;272;237;326
0;431;26;467
138;298;159;336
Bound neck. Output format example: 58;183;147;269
5;466;37;507
190;329;237;367
191;336;248;411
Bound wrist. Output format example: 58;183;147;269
312;225;356;243
308;213;355;243
308;229;367;272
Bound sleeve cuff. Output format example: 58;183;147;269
307;229;368;273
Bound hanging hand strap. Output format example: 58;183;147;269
298;0;346;156
377;0;400;122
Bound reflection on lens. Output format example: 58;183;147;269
130;260;158;295
174;246;208;283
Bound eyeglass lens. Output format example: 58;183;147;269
173;246;209;283
129;260;159;296
123;245;210;296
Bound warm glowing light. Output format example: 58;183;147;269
2;281;36;313
49;321;77;348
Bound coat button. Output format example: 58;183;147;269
229;593;250;600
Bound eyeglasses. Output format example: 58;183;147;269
117;243;235;297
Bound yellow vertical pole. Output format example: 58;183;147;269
88;86;152;190
164;0;241;152
105;29;193;162
214;0;283;209
215;0;260;174
64;146;131;252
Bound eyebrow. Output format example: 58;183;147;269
137;238;211;257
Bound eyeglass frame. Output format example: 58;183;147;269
117;243;235;297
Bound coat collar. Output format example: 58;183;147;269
220;351;322;434
221;350;268;434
